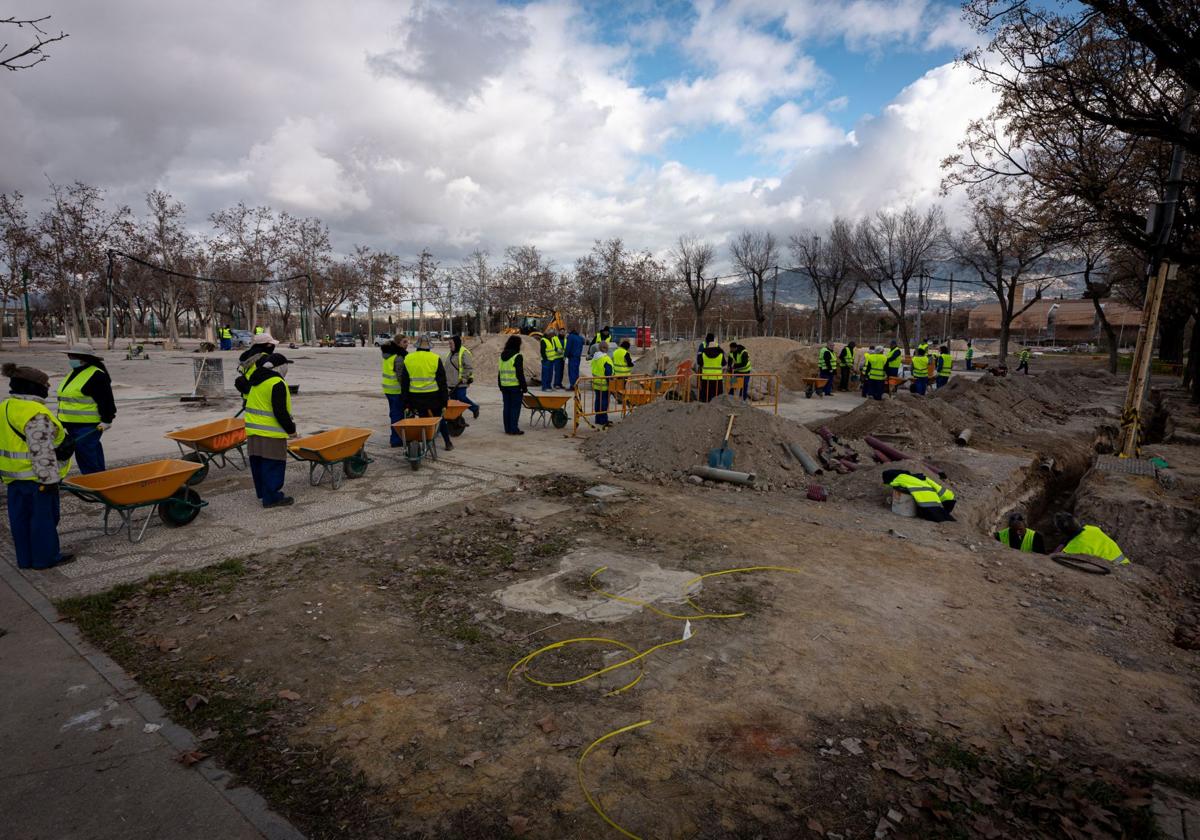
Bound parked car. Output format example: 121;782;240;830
230;329;252;349
373;332;393;346
333;332;356;347
440;331;452;340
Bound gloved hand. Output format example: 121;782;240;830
97;422;111;431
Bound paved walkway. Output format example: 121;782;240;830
0;559;302;840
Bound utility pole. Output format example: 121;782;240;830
20;267;32;347
767;265;779;336
105;250;115;350
1118;89;1194;456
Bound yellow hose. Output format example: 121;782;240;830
508;635;689;696
578;720;654;840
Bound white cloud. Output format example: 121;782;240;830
0;0;989;263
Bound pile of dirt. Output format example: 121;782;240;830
581;395;822;489
826;369;1121;447
466;334;543;383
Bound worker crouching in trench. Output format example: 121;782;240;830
883;468;957;522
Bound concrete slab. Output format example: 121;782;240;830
583;484;629;501
493;548;698;623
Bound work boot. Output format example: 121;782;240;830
444;440;454;451
265;496;294;508
471;406;480;419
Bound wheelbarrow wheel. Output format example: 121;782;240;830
805;385;814;399
447;415;468;438
551;408;568;429
406;441;422;471
343;451;369;478
181;452;209;485
158;487;202;527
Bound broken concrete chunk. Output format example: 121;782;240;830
583;484;628;501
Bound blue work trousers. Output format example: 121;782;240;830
7;481;63;569
453;386;479;416
386;394;406;446
220;338;232;351
249;455;287;506
595;390;610;425
540;360;553;391
501;387;523;433
64;423;106;474
567;356;581;389
869;379;885;400
936;376;949;389
821;371;834;396
912;377;928;396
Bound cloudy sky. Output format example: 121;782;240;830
1;0;993;267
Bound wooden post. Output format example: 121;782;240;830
1117;260;1170;456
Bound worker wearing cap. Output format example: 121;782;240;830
995;511;1045;553
818;341;836;397
219;324;233;351
56;344;116;474
2;363;75;569
838;341;856;391
696;340;725;403
402;335;453;451
730;342;752;399
910;347;930;396
935;345;952;388
885;340;902;378
883;469;956;522
446;334;480;420
235;333;276;401
590;348;614;426
380;337;408;447
1054;512;1128;564
244;353;296;508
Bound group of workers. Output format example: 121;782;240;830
882;467;1128;564
2;344;117;570
693;335;754;402
813;339;954;400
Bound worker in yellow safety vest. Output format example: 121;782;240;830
243;353;297;509
1;362;75;569
219;324;234;350
402;336;453;451
994;511;1045;553
818;341;836;396
935;345;952;388
863;347;887;401
1017;348;1031;375
550;329;566;389
590;348;614;426
883;469;957;522
380;337;407;447
254;325;265;335
612;339;634;381
498;334;528;435
1053;513;1128;564
696;341;726;403
540;329;563;392
730;342;752;399
56;344;116;474
910;348;930;396
837;342;856;391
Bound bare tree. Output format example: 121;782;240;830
672;234;717;339
38;181;133;345
0;192;36;346
948;185;1059;363
728;230;778;336
1;15;68;71
136;190;192;349
851;205;944;352
209;203;288;329
353;245;399;341
455;249;491;335
790;218;858;343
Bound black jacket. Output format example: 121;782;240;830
399;351;448;409
246;368;296;434
63;362;116;423
499;350;528;391
696;346;726;371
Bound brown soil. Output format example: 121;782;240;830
467;334;545;383
581;395;822;488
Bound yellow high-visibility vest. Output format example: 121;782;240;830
590;356;611;391
403;351;440;394
996;527;1037;552
0;398;70;483
499;355;519;387
1063;525;1128;564
700;352;723;381
381;355;401;395
244;377;290;438
56;365;101;424
612;347;633;376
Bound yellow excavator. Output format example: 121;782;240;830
504;310;566;338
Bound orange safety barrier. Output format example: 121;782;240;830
687;372;780;414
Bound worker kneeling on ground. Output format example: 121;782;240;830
244;354;297;509
2;363;75;570
883;468;957;522
402;336;453;451
1053;512;1129;565
994;511;1045;553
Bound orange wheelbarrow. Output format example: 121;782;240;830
164;417;247;484
391;417;442;470
287;427;373;489
443;399;471;438
63;459;207;543
521;393;570;428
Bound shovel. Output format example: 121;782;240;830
707;414;736;469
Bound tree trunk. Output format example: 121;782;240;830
77;289;94;343
1159;307;1188;363
998;323;1011;366
1089;295;1119;374
1185;313;1199;404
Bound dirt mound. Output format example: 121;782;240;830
581;395;822;489
826;369;1121;447
466;334;543;383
